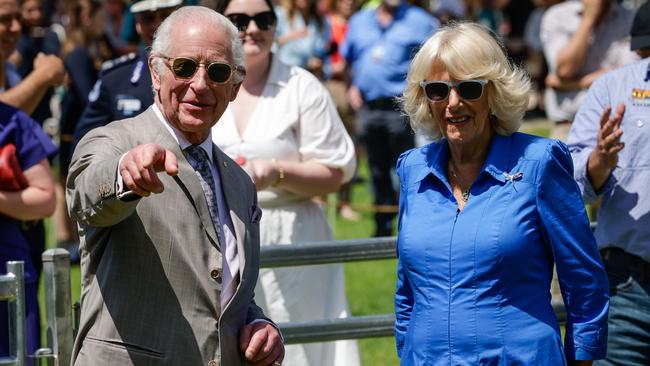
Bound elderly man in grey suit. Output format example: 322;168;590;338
66;6;284;366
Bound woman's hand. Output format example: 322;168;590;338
245;159;281;190
244;159;343;197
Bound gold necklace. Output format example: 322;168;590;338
450;168;470;202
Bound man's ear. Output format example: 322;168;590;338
149;56;161;92
230;81;242;102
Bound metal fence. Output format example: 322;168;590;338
260;237;566;344
1;250;74;366
0;261;26;366
3;236;572;362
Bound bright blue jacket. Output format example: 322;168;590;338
395;132;609;365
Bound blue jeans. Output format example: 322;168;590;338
595;249;650;366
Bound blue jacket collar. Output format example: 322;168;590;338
415;133;514;184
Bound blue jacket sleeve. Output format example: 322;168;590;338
536;140;609;360
394;150;414;357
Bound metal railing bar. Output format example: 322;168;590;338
279;314;395;344
260;237;396;268
278;300;566;345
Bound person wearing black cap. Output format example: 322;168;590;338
568;2;650;365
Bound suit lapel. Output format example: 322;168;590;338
213;146;248;281
140;107;220;249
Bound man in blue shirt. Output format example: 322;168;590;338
341;0;437;236
568;2;650;364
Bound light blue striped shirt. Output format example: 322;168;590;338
568;58;650;262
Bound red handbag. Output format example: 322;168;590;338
0;143;28;191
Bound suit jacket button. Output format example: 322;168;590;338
210;268;222;283
208;360;219;366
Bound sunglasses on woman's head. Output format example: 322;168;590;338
159;56;239;83
420;80;488;102
225;11;276;32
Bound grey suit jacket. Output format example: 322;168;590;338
67;107;268;366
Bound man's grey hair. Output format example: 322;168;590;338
150;6;245;83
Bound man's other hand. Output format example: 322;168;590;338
346;85;364;111
240;322;284;366
119;143;179;197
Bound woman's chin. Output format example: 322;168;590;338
244;44;270;58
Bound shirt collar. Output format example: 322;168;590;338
415;133;513;184
152;103;214;163
266;54;289;87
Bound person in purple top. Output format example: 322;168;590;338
0;101;57;362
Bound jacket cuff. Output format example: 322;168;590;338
564;322;608;360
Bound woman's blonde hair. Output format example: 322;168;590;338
400;22;531;140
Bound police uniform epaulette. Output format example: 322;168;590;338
100;52;138;72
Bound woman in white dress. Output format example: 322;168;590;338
213;0;359;365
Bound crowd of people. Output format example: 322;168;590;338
1;0;649;365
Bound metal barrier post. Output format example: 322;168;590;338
0;261;26;366
41;249;73;366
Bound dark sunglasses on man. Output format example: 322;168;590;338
420;79;488;102
225;11;277;32
158;56;242;83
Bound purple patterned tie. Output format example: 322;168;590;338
185;145;222;240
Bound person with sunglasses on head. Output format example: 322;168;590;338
212;0;358;365
71;0;182;147
67;6;284;366
395;22;609;366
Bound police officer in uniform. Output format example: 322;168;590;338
73;0;181;143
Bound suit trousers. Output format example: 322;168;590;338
357;103;413;237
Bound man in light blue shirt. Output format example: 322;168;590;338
568;2;650;364
341;0;437;236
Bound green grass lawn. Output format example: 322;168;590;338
39;120;553;365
